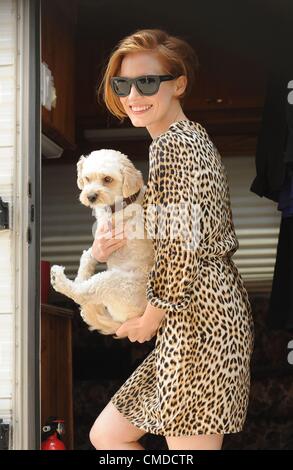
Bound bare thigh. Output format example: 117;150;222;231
166;433;224;450
89;400;147;448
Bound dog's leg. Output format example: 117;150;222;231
51;265;142;309
51;266;146;336
51;265;96;304
51;266;124;336
51;265;118;306
74;248;97;283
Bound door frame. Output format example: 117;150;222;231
13;0;41;449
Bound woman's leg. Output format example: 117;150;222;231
166;433;224;450
89;400;147;450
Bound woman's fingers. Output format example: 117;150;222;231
115;324;127;338
97;223;124;239
107;226;125;239
92;221;127;261
107;239;127;254
105;235;126;249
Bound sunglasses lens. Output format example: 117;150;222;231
111;75;164;96
111;78;130;96
136;76;158;95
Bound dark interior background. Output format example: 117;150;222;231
41;0;293;450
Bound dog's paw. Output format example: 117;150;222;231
50;265;65;288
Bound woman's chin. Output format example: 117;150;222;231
129;115;153;128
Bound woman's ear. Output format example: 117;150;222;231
174;75;187;98
121;160;144;198
76;155;86;189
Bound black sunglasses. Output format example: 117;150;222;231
110;74;177;97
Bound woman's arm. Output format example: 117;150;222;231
143;133;201;314
115;132;201;342
143;301;166;323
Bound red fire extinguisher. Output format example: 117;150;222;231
41;417;66;450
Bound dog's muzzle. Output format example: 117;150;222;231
88;193;98;203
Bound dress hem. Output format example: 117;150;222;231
110;399;245;437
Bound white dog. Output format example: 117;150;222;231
50;149;154;336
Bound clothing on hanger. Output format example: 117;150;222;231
284;95;293;165
267;93;293;330
267;216;293;330
249;9;293;329
250;72;288;202
250;8;293;202
277;169;293;218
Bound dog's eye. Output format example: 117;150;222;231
104;176;113;183
84;177;90;183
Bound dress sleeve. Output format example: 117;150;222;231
144;135;201;314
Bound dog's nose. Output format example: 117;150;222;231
88;193;97;203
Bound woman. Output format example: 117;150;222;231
89;29;254;450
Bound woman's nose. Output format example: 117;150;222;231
128;82;140;100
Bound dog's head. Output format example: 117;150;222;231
77;149;144;208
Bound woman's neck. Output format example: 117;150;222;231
146;108;188;140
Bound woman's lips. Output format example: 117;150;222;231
130;105;153;114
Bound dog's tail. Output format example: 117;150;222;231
80;303;123;337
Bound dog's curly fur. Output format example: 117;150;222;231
50;149;154;336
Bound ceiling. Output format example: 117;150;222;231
75;0;292;66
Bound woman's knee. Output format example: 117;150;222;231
89;410;118;449
89;417;105;449
89;401;146;449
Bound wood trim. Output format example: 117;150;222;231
41;303;75;319
41;303;74;449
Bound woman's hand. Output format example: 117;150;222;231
91;221;127;263
115;317;158;343
115;314;161;343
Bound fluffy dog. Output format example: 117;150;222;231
50;149;154;336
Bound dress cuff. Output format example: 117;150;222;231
146;286;192;313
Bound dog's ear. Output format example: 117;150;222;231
77;155;86;189
121;159;144;198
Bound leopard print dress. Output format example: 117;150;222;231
110;119;254;436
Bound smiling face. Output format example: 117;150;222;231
118;51;187;138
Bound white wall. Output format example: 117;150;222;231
0;0;17;425
224;156;281;284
